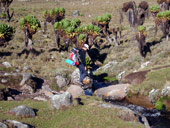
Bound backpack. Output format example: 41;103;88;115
70;48;80;66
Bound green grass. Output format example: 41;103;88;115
129;67;170;95
0;96;144;128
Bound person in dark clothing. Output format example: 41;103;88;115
77;44;89;85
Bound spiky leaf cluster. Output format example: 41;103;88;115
43;7;65;18
78;34;87;42
19;14;41;32
157;10;170;19
54;18;81;37
137;25;146;32
75;24;101;35
0;23;15;41
149;5;160;13
94;13;112;24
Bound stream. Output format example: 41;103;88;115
84;80;170;128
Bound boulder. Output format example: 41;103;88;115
100;104;139;122
67;85;85;98
0;122;8;128
71;69;92;87
9;105;36;118
2;62;11;68
51;92;72;109
5;120;34;128
71;69;80;84
20;84;34;94
95;84;130;100
55;75;68;88
72;10;80;17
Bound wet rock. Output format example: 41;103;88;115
2;62;11;68
95;84;130;100
0;122;8;128
5;120;34;128
51;92;72;109
67;85;85;98
72;10;80;17
55;75;68;88
9;105;36;118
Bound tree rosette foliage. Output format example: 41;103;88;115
157;10;170;22
93;13;112;25
43;7;65;22
78;34;87;43
0;23;15;43
149;5;160;13
75;24;101;39
137;25;147;37
54;18;81;38
19;14;41;35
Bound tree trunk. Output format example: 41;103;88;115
43;20;47;34
25;28;33;51
88;35;94;47
7;9;14;22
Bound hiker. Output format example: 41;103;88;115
77;44;89;85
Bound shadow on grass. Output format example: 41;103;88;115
88;48;108;64
0;52;12;57
143;39;162;58
18;48;44;58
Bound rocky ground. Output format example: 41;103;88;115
1;0;170;127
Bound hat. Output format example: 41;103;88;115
83;44;89;50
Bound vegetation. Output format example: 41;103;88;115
19;14;41;34
0;0;14;22
155;99;168;111
0;97;144;128
157;10;170;20
0;23;15;45
129;67;170;96
149;5;160;13
94;13;112;24
137;25;146;33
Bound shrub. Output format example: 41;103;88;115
19;14;41;34
0;23;15;42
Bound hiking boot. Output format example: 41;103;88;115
81;85;90;90
76;81;84;86
82;79;91;84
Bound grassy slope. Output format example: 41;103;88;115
0;96;144;128
129;67;170;95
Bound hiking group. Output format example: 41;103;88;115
67;44;91;89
